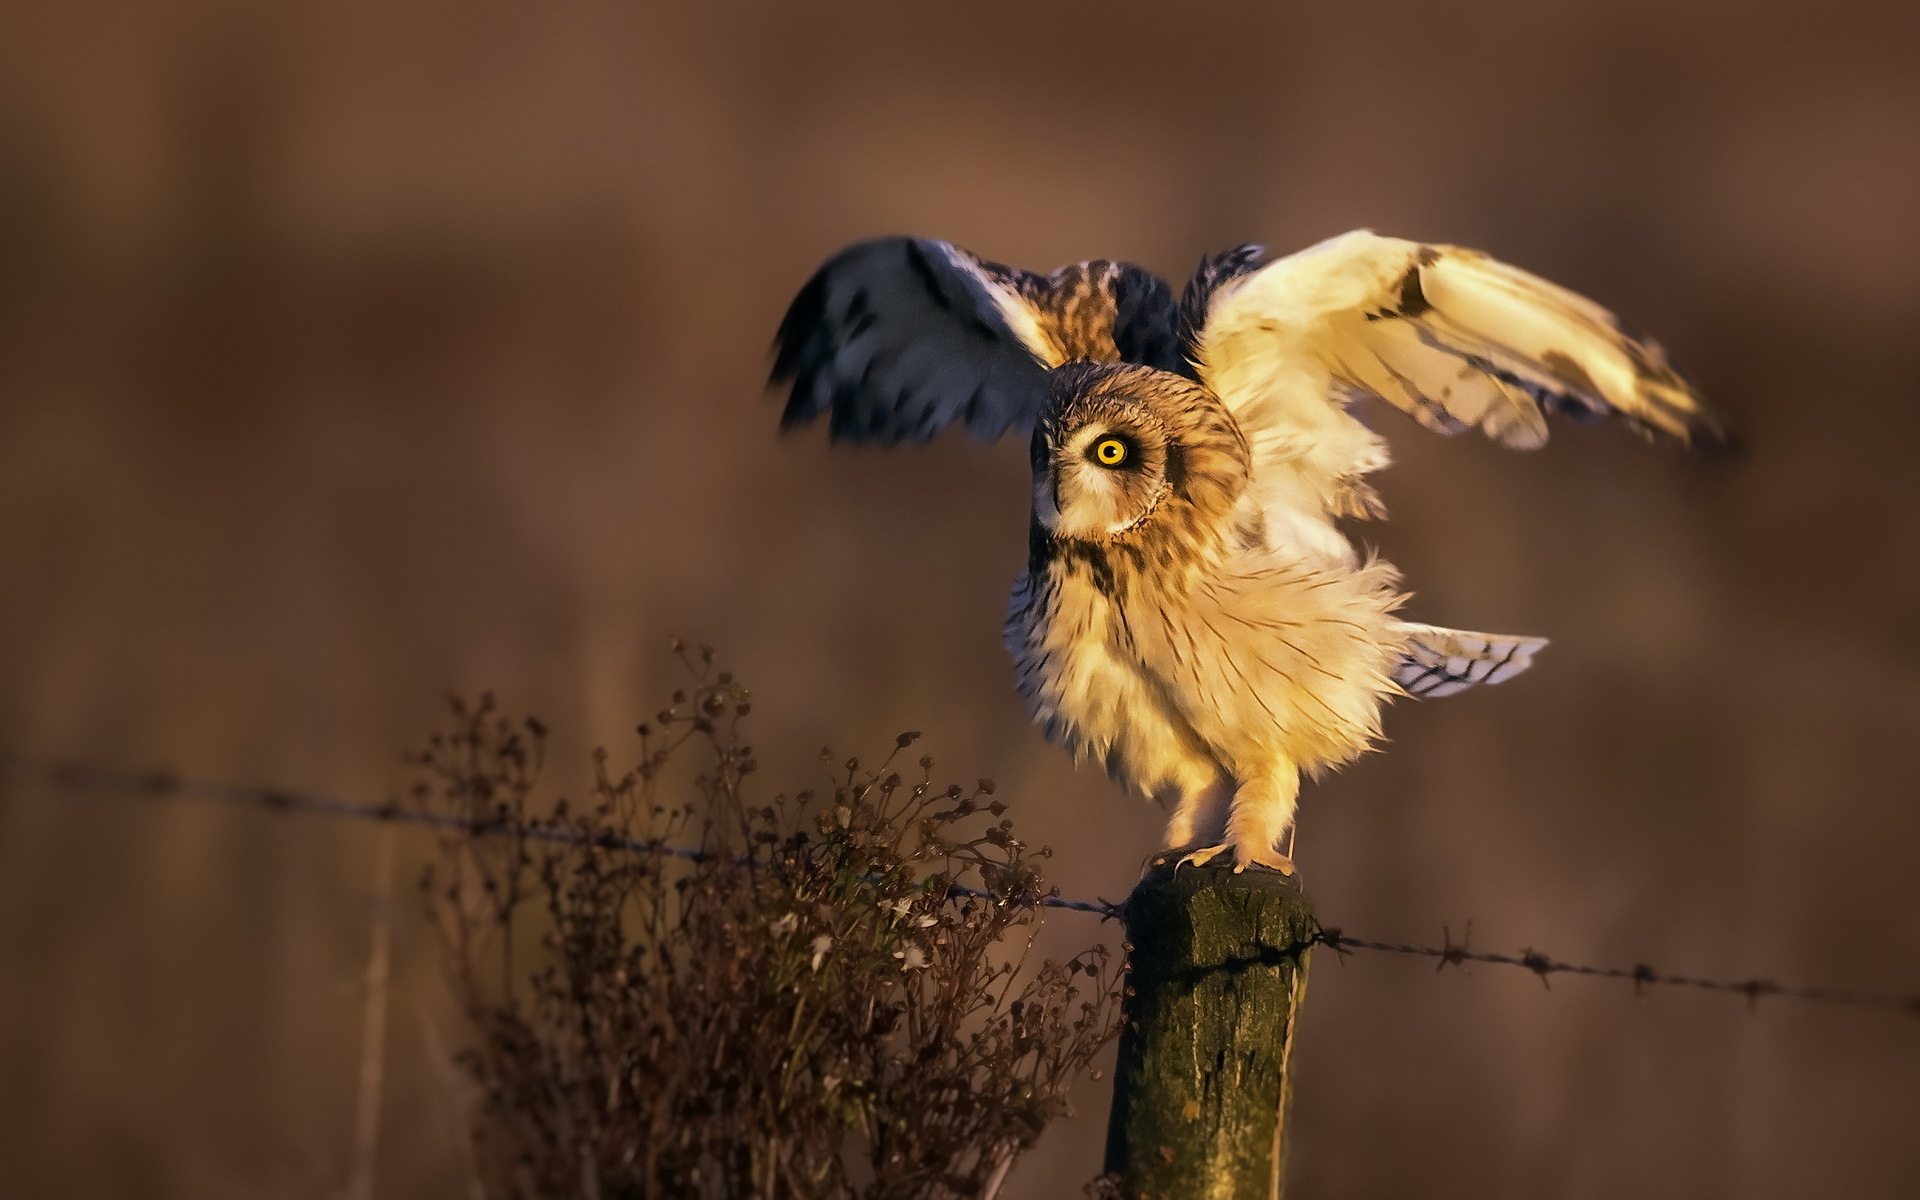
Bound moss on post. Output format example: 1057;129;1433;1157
1102;863;1315;1200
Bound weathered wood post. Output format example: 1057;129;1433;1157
1103;862;1316;1200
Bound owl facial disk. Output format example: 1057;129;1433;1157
1033;416;1168;540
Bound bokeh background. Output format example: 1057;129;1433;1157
3;2;1918;1196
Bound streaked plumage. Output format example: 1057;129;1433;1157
774;231;1727;872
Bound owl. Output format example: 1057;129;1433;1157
773;231;1727;873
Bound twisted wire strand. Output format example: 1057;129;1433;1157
5;758;1916;1018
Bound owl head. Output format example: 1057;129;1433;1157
1030;361;1251;543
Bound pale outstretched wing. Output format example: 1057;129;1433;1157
1193;230;1731;520
773;237;1181;444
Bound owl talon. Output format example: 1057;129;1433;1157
1164;841;1295;875
1236;846;1296;875
1171;843;1232;870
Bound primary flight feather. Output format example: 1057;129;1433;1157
773;231;1727;873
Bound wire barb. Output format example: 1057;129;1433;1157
6;757;1918;1021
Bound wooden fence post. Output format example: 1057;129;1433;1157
1102;862;1315;1200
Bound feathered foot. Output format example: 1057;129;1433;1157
1151;765;1300;875
1147;841;1221;870
1160;840;1296;875
1211;766;1302;874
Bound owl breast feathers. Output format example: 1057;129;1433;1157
773;231;1728;873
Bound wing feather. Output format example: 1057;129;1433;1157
1195;230;1730;522
773;236;1179;444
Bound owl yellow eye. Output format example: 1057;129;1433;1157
1093;437;1128;467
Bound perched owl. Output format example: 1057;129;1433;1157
773;232;1727;873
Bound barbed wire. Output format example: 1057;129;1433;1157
1306;926;1920;1016
4;758;1916;1020
0;759;709;860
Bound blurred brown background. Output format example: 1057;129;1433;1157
2;1;1918;1196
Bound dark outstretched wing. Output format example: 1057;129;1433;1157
772;237;1180;444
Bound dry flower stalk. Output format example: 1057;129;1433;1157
412;645;1122;1199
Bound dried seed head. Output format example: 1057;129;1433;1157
418;659;1120;1198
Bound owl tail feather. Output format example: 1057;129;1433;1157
1391;622;1548;699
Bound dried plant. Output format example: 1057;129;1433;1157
412;644;1123;1199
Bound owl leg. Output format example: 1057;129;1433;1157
1150;764;1232;868
1176;764;1300;874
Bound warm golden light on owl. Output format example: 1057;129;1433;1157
776;231;1727;874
